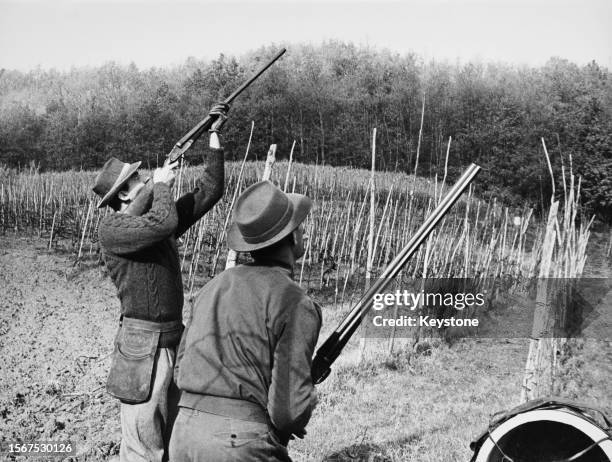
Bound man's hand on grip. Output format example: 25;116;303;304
208;102;229;133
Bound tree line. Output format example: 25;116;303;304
1;42;611;220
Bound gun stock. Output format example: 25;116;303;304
311;163;481;384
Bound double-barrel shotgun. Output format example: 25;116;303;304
311;163;481;384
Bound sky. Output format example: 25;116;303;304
0;0;610;71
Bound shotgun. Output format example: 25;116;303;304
125;49;286;216
165;48;286;165
311;163;481;384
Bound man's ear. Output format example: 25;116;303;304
117;190;130;202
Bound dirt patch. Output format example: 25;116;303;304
0;235;121;460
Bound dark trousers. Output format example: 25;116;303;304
169;407;292;462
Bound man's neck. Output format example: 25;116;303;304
252;244;295;274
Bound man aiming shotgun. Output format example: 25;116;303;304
93;104;228;462
92;49;286;462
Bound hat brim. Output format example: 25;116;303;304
227;193;312;252
97;161;142;208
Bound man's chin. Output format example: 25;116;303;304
124;186;154;216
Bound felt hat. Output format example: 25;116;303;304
227;180;312;252
92;157;142;208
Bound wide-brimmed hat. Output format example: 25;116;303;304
92;157;142;208
227;181;312;252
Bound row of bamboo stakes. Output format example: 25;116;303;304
0;125;594;405
520;139;593;403
0;135;592;378
0;154;543;306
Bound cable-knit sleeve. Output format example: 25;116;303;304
174;147;224;238
99;183;178;254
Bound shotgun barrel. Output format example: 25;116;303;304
166;48;286;164
311;163;481;384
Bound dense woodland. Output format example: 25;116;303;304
1;42;611;220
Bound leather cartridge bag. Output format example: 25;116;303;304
106;317;183;404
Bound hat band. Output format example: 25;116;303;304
116;162;131;185
241;201;294;244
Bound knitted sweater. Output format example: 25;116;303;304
99;148;224;345
176;261;322;440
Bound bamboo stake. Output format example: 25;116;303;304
181;226;192;271
48;211;57;251
542;138;555;200
262;144;277;181
521;201;559;403
375;193;395;270
359;128;377;362
441;136;451;196
222;122;256;271
284;140;296;192
414;95;425;178
299;217;313;286
334;195;353;308
77;200;92;261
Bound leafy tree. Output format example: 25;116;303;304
0;44;610;220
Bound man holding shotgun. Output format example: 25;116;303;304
171;181;321;461
92;103;229;462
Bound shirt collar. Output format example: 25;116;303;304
250;257;294;278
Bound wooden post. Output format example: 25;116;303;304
262;144;277;181
225;143;276;270
521;201;559;402
284;140;296;192
212;121;254;273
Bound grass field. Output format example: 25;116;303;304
1;234;610;461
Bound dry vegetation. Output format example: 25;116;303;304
1;160;538;296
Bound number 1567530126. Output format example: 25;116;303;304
1;441;75;458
